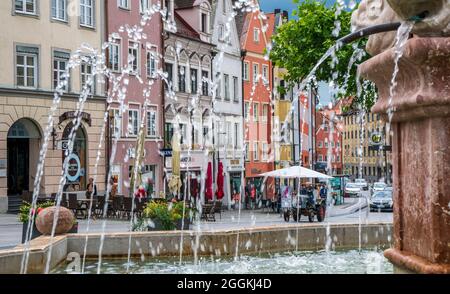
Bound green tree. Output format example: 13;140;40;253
270;0;375;109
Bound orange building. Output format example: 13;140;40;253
236;4;276;203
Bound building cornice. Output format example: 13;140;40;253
0;87;106;101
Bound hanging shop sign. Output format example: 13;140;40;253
65;154;81;182
59;111;92;126
369;131;383;146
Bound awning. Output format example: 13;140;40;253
259;165;333;179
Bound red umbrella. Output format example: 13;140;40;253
205;162;213;200
216;161;224;200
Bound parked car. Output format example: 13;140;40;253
370;190;393;212
355;178;368;191
371;182;387;196
344;183;361;197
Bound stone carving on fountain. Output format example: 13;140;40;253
387;0;450;37
351;0;401;56
355;0;450;274
352;0;450;56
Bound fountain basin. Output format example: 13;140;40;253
0;223;393;274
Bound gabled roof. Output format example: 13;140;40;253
174;11;201;40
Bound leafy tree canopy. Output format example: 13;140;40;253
270;0;376;110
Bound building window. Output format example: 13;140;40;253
109;42;121;72
337;142;340;148
80;61;94;94
215;75;221;98
178;65;186;92
190;68;198;94
262;143;269;161
110;109;121;139
262;104;268;123
139;0;150;13
331;141;335;148
253;28;260;43
147;108;157;137
324;140;328;148
146;50;157;78
53;51;70;92
244;102;250;120
262;65;269;84
16;46;38;88
253;103;259;122
15;0;36;14
165;63;173;89
233;76;238;102
201;13;207;33
201;70;209;95
222;0;227;14
337;154;340;162
234;122;239;148
118;0;129;9
279;80;286;100
252;63;259;84
318;141;323;148
253;142;259;161
227;122;233;146
318;154;323;162
80;0;94;27
218;24;225;42
243;62;249;81
128;41;139;74
128;109;139;136
52;0;67;21
245;142;249;161
223;74;230;101
164;123;173;148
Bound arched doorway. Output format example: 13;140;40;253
7;118;42;196
62;123;87;191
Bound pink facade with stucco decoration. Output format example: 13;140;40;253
106;1;164;197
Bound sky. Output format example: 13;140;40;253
259;0;358;106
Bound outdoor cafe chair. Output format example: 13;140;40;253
122;197;133;220
68;193;86;219
200;204;215;222
213;201;223;220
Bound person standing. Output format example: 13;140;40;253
86;178;97;199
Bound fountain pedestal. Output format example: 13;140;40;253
360;37;450;274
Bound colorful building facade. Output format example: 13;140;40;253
106;0;164;197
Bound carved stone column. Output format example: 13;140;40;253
359;37;450;274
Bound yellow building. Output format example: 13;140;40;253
342;109;392;184
0;0;106;213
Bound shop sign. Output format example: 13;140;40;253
59;111;92;126
65;154;81;182
369;131;383;146
165;152;204;169
160;149;172;157
251;168;262;175
57;140;69;150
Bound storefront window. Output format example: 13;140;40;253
63;123;87;191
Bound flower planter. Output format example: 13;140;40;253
176;218;190;230
21;222;42;243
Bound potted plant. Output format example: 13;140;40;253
19;201;79;242
19;201;54;243
132;200;194;231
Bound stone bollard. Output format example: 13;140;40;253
35;206;75;235
359;37;450;273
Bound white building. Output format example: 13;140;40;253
210;0;243;209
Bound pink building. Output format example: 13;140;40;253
106;0;164;197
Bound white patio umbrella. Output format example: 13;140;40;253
259;166;333;179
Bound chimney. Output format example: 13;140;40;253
282;10;289;20
274;8;281;14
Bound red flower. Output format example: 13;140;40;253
37;207;43;215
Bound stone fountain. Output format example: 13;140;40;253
353;0;450;273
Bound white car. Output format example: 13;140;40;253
372;182;387;193
355;178;368;191
345;183;361;197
